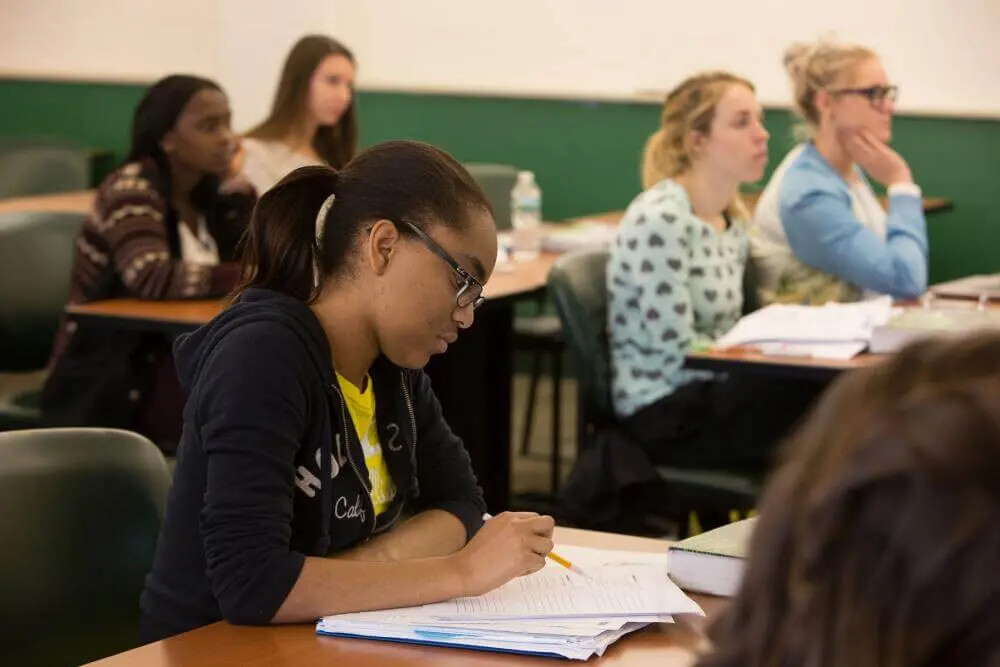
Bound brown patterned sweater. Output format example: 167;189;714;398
42;158;255;432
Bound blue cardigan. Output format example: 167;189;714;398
751;143;928;303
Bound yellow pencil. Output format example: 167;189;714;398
547;550;589;577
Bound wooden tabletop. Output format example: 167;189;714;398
65;253;563;331
85;526;724;667
685;345;880;380
0;188;96;215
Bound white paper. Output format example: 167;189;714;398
716;296;892;357
316;545;702;661
541;220;618;252
424;565;700;620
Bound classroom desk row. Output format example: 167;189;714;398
66;253;556;512
85;526;726;667
9;188;950;510
63;250;879;515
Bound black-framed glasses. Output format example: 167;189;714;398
402;222;486;310
828;85;899;106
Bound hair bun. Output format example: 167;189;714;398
783;42;813;79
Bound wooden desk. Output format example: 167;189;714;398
65;252;564;512
686;346;880;381
65;253;562;331
85;526;723;667
0;188;95;215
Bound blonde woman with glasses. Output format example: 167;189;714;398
750;41;928;305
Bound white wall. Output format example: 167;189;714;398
3;0;999;118
330;0;1000;117
217;0;341;129
0;0;219;83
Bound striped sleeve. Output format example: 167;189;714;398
97;166;238;300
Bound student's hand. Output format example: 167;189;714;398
218;172;254;196
229;140;246;178
840;128;913;186
451;511;555;597
218;141;254;195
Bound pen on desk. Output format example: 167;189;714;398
482;513;589;577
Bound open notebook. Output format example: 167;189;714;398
715;297;893;360
316;545;703;660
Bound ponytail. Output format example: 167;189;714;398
641;71;754;189
641;71;756;219
233;140;491;303
234;165;338;303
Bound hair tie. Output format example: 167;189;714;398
313;193;336;289
315;193;336;244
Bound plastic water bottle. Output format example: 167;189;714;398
510;170;542;260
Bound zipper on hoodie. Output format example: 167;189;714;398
399;370;421;500
329;381;376;536
399;371;418;446
372;371;419;534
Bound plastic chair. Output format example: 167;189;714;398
0;142;91;197
0;428;171;665
548;250;761;529
0;211;86;429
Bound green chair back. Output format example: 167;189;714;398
0;211;86;371
0;143;91;197
465;163;519;230
0;428;171;665
548;250;612;425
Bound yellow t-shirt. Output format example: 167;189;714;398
336;373;396;516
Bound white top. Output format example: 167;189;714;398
241;137;323;195
178;216;219;266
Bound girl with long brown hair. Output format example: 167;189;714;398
240;34;358;193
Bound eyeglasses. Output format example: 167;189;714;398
402;221;486;310
828;85;899;107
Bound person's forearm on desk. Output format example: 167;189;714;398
272;554;465;623
335;509;468;562
272;511;553;624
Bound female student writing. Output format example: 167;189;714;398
699;332;1000;667
750;40;928;304
239;34;357;193
42;75;253;450
140;141;554;641
608;72;819;472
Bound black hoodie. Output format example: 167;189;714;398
139;288;486;641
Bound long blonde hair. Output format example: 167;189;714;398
642;71;755;218
783;39;877;138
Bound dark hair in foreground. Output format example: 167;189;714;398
698;332;1000;667
234;140;492;302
